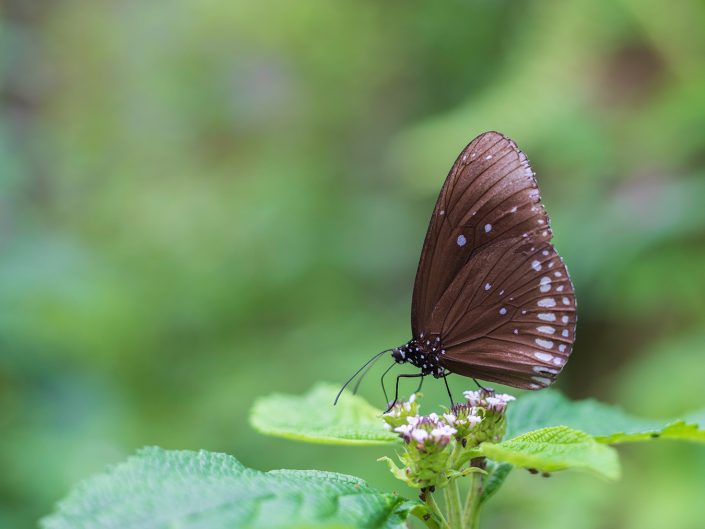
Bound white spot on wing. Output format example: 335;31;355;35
499;307;507;315
538;313;556;322
532;376;552;385
531;260;542;271
537;325;556;335
558;344;566;353
561;316;569;324
510;206;517;213
456;234;467;247
484;282;492;290
562;329;569;337
538;298;556;307
562;297;570;305
534;352;553;362
533;366;558;374
535;338;554;349
539;276;551;293
484;223;492;233
485;154;493;160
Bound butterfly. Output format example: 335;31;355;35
336;131;576;407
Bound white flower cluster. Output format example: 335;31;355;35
394;413;458;447
380;389;517;490
442;410;482;429
382;389;516;450
463;390;515;413
384;393;416;418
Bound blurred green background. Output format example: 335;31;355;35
2;0;705;527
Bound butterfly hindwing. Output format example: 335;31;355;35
439;241;576;389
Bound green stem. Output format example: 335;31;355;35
444;479;463;529
426;492;447;529
461;469;484;529
444;487;452;528
411;503;445;529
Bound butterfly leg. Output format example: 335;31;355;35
385;373;424;413
443;374;454;407
414;375;425;394
472;377;493;393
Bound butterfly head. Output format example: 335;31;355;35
392;336;446;378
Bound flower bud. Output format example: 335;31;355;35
462;389;514;443
445;402;483;445
382;393;420;429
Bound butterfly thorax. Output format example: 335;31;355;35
391;335;446;378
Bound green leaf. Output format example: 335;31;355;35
377;456;409;483
250;382;398;445
507;390;705;444
477;462;512;507
478;426;620;481
41;447;416;529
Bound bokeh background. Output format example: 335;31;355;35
2;1;705;527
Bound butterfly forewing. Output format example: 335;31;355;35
412;133;544;332
411;131;576;389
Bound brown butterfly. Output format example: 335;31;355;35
336;132;576;407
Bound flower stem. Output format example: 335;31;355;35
426;492;447;529
444;479;463;529
461;466;485;529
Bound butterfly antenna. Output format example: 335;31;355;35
334;349;392;405
352;353;385;395
379;360;397;404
